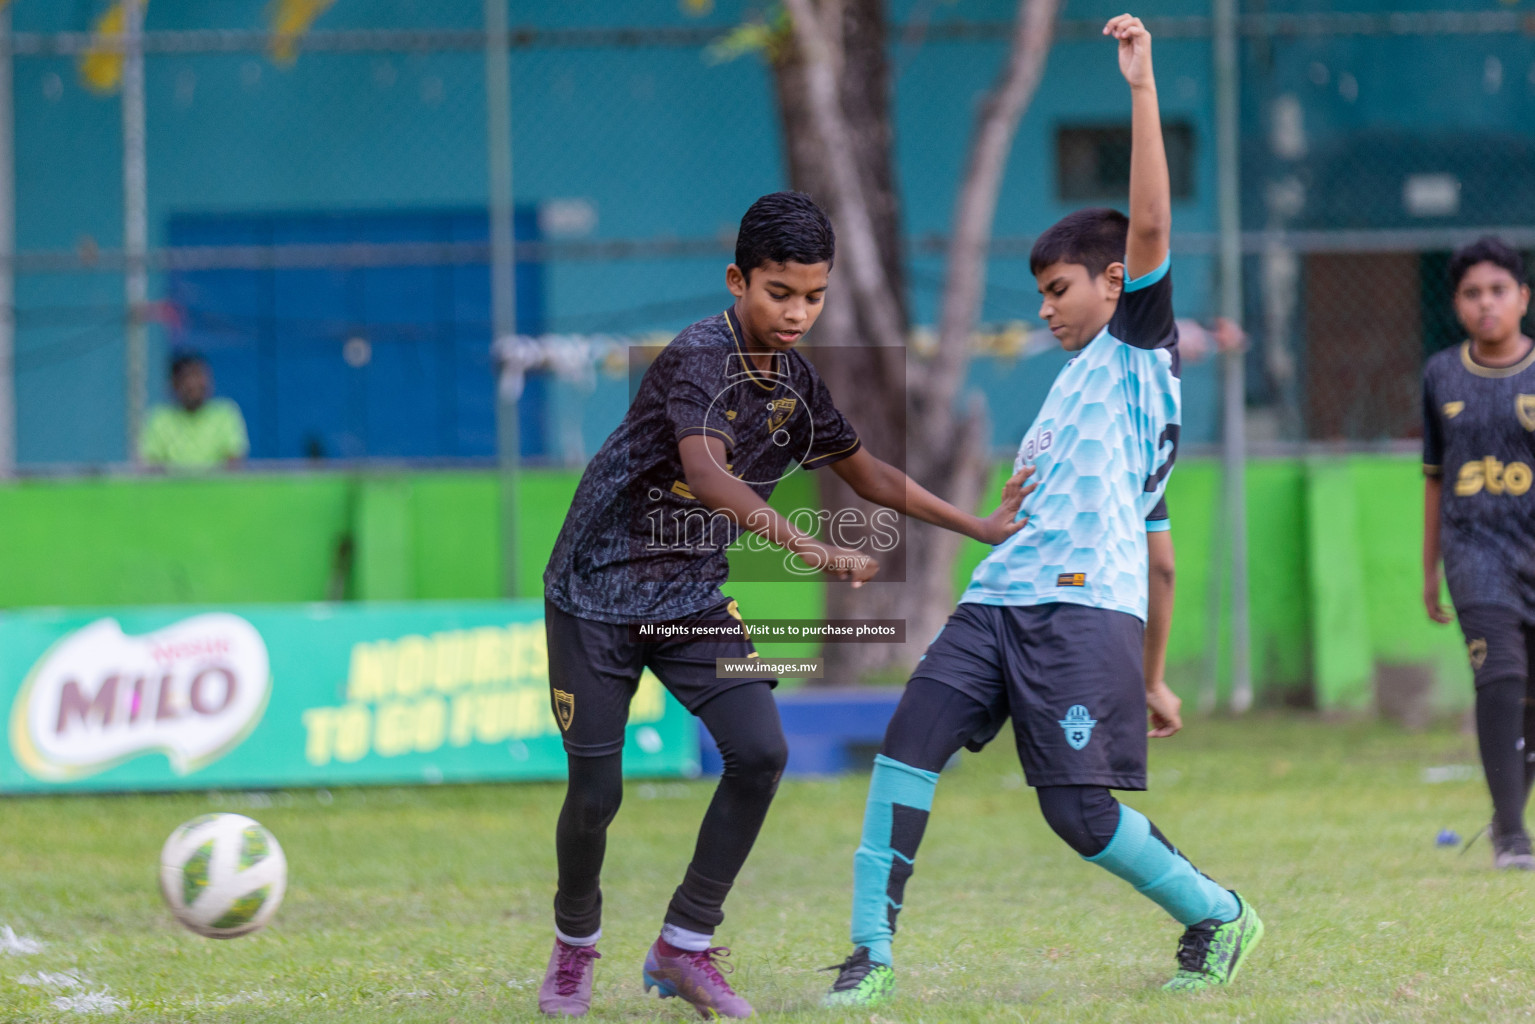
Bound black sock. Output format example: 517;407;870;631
1477;675;1528;839
1522;683;1535;805
553;752;623;938
663;684;787;934
665;867;734;936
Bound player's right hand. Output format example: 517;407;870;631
1424;573;1453;624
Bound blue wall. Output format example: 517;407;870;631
9;0;1531;463
166;208;547;459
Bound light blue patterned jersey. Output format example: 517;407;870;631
962;258;1181;621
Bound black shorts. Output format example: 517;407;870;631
1456;604;1535;688
910;601;1148;790
544;597;775;757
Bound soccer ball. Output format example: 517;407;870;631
159;813;287;939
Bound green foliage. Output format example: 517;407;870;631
0;717;1524;1022
706;8;792;66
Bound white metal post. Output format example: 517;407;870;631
1215;0;1252;712
485;0;519;597
0;6;14;477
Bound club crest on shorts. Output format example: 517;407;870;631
553;688;576;731
1058;704;1097;751
1468;638;1488;671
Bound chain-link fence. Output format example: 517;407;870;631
2;2;1533;469
1238;9;1535;444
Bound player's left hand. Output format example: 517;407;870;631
975;465;1037;545
1146;679;1182;737
1104;14;1154;90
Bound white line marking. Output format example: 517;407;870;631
0;925;44;955
51;991;126;1014
18;970;85;989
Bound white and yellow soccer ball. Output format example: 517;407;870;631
159;813;287;939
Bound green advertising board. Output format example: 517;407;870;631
0;601;699;793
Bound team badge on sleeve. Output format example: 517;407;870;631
1059;705;1098;750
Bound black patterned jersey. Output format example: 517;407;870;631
544;309;862;624
1423;341;1535;613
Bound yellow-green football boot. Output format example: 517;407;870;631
821;946;895;1008
1163;892;1264;992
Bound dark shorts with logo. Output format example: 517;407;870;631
1455;604;1535;689
909;601;1148;790
544;597;774;757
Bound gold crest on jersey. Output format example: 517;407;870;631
1517;395;1535;431
767;398;798;432
1442;401;1464;419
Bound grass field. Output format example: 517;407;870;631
2;715;1532;1023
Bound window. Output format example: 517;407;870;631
1055;122;1195;201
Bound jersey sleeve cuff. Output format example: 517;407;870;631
1145;518;1172;533
1124;252;1171;292
674;425;735;447
1423;464;1441;477
800;437;862;469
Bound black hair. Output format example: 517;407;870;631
169;350;207;379
1449;236;1527;292
734;191;835;279
1029;207;1130;279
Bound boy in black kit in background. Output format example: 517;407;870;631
536;191;1035;1017
1422;236;1535;869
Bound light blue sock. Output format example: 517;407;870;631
1086;805;1239;926
850;754;939;967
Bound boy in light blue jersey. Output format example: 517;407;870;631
819;15;1262;1005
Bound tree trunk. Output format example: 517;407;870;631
771;0;1058;682
772;0;913;682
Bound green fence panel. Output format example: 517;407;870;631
1305;460;1374;709
0;458;1487;715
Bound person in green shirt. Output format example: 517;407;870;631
138;351;249;470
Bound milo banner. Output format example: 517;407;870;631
0;602;698;793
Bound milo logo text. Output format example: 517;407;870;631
8;615;271;781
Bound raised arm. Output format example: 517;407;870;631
1106;14;1170;280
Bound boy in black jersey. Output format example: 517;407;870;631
1423;236;1535;869
536;191;1034;1017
